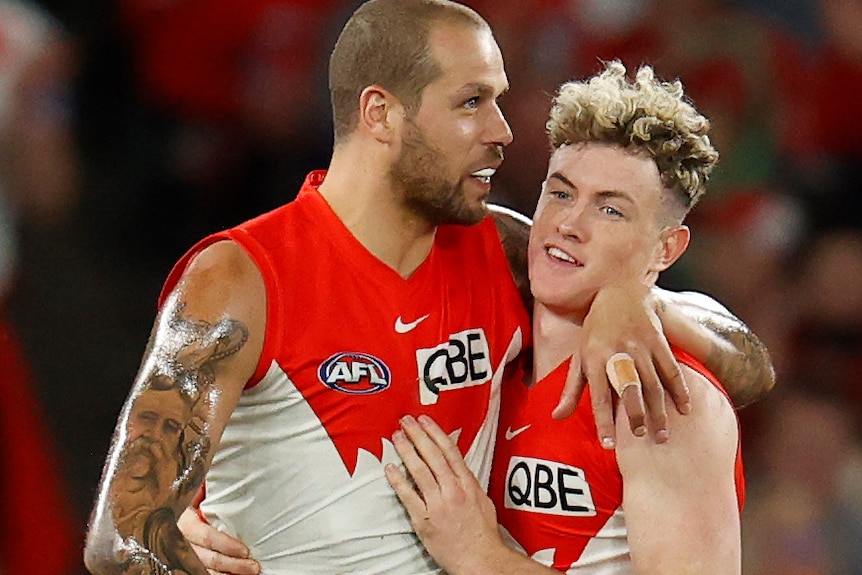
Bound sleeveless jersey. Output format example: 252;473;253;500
160;171;531;574
489;348;745;574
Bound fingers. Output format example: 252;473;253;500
409;415;471;480
390;424;440;502
385;415;467;532
587;358;620;450
395;415;465;485
189;543;260;575
654;343;691;415
177;507;260;575
384;454;428;526
552;356;585;420
605;352;647;439
630;352;668;443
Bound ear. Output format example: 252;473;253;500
358;85;403;144
652;225;690;272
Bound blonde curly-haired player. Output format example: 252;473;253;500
387;60;747;575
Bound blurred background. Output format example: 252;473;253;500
0;0;860;573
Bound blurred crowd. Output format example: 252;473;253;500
1;0;860;573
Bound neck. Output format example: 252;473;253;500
319;144;437;279
531;302;584;384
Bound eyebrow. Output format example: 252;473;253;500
547;172;635;203
458;83;508;99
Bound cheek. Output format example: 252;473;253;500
598;238;652;277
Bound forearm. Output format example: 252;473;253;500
448;543;562;575
652;287;775;407
86;293;251;574
85;445;211;575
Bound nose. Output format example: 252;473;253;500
488;103;513;147
557;204;588;241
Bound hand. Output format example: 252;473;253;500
177;507;260;575
552;284;691;448
385;415;504;575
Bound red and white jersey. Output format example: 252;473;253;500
489;348;745;574
161;171;531;574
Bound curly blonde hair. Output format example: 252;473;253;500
547;61;718;212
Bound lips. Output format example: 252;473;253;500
547;245;582;266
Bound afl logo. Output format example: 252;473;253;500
318;352;392;395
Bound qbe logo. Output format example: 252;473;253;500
416;328;491;405
318;352;391;395
504;456;596;517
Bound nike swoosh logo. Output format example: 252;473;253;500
395;314;430;334
505;424;531;441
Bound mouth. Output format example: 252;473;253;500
470;167;497;185
547;245;582;267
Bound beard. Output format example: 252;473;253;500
389;119;489;226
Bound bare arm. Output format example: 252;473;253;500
654;288;775;408
84;241;265;575
490;205;533;312
616;366;741;574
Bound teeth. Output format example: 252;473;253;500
471;168;496;184
548;246;577;264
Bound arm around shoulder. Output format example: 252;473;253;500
653;287;776;408
616;365;742;574
490;204;533;312
85;240;266;574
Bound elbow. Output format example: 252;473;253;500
750;342;778;405
737;344;777;409
84;544;117;575
84;519;124;575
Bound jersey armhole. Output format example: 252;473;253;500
158;230;283;390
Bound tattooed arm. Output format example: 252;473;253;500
84;240;266;575
653;288;775;408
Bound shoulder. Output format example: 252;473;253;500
489;204;532;244
616;364;738;469
169;240;266;321
489;204;533;310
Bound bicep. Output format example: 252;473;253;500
615;368;741;575
131;240;266;459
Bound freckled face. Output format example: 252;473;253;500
528;142;670;317
391;22;512;225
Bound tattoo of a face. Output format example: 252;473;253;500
110;300;248;573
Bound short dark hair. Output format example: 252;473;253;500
328;0;489;143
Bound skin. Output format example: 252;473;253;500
318;22;512;278
87;15;770;575
84;20;519;575
385;142;742;574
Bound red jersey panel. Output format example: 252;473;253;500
160;171;531;574
489;348;744;573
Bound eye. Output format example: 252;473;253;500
463;96;480;109
549;189;571;200
600;205;624;218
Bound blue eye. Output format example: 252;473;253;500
550;190;571;200
464;96;480;109
601;205;623;217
